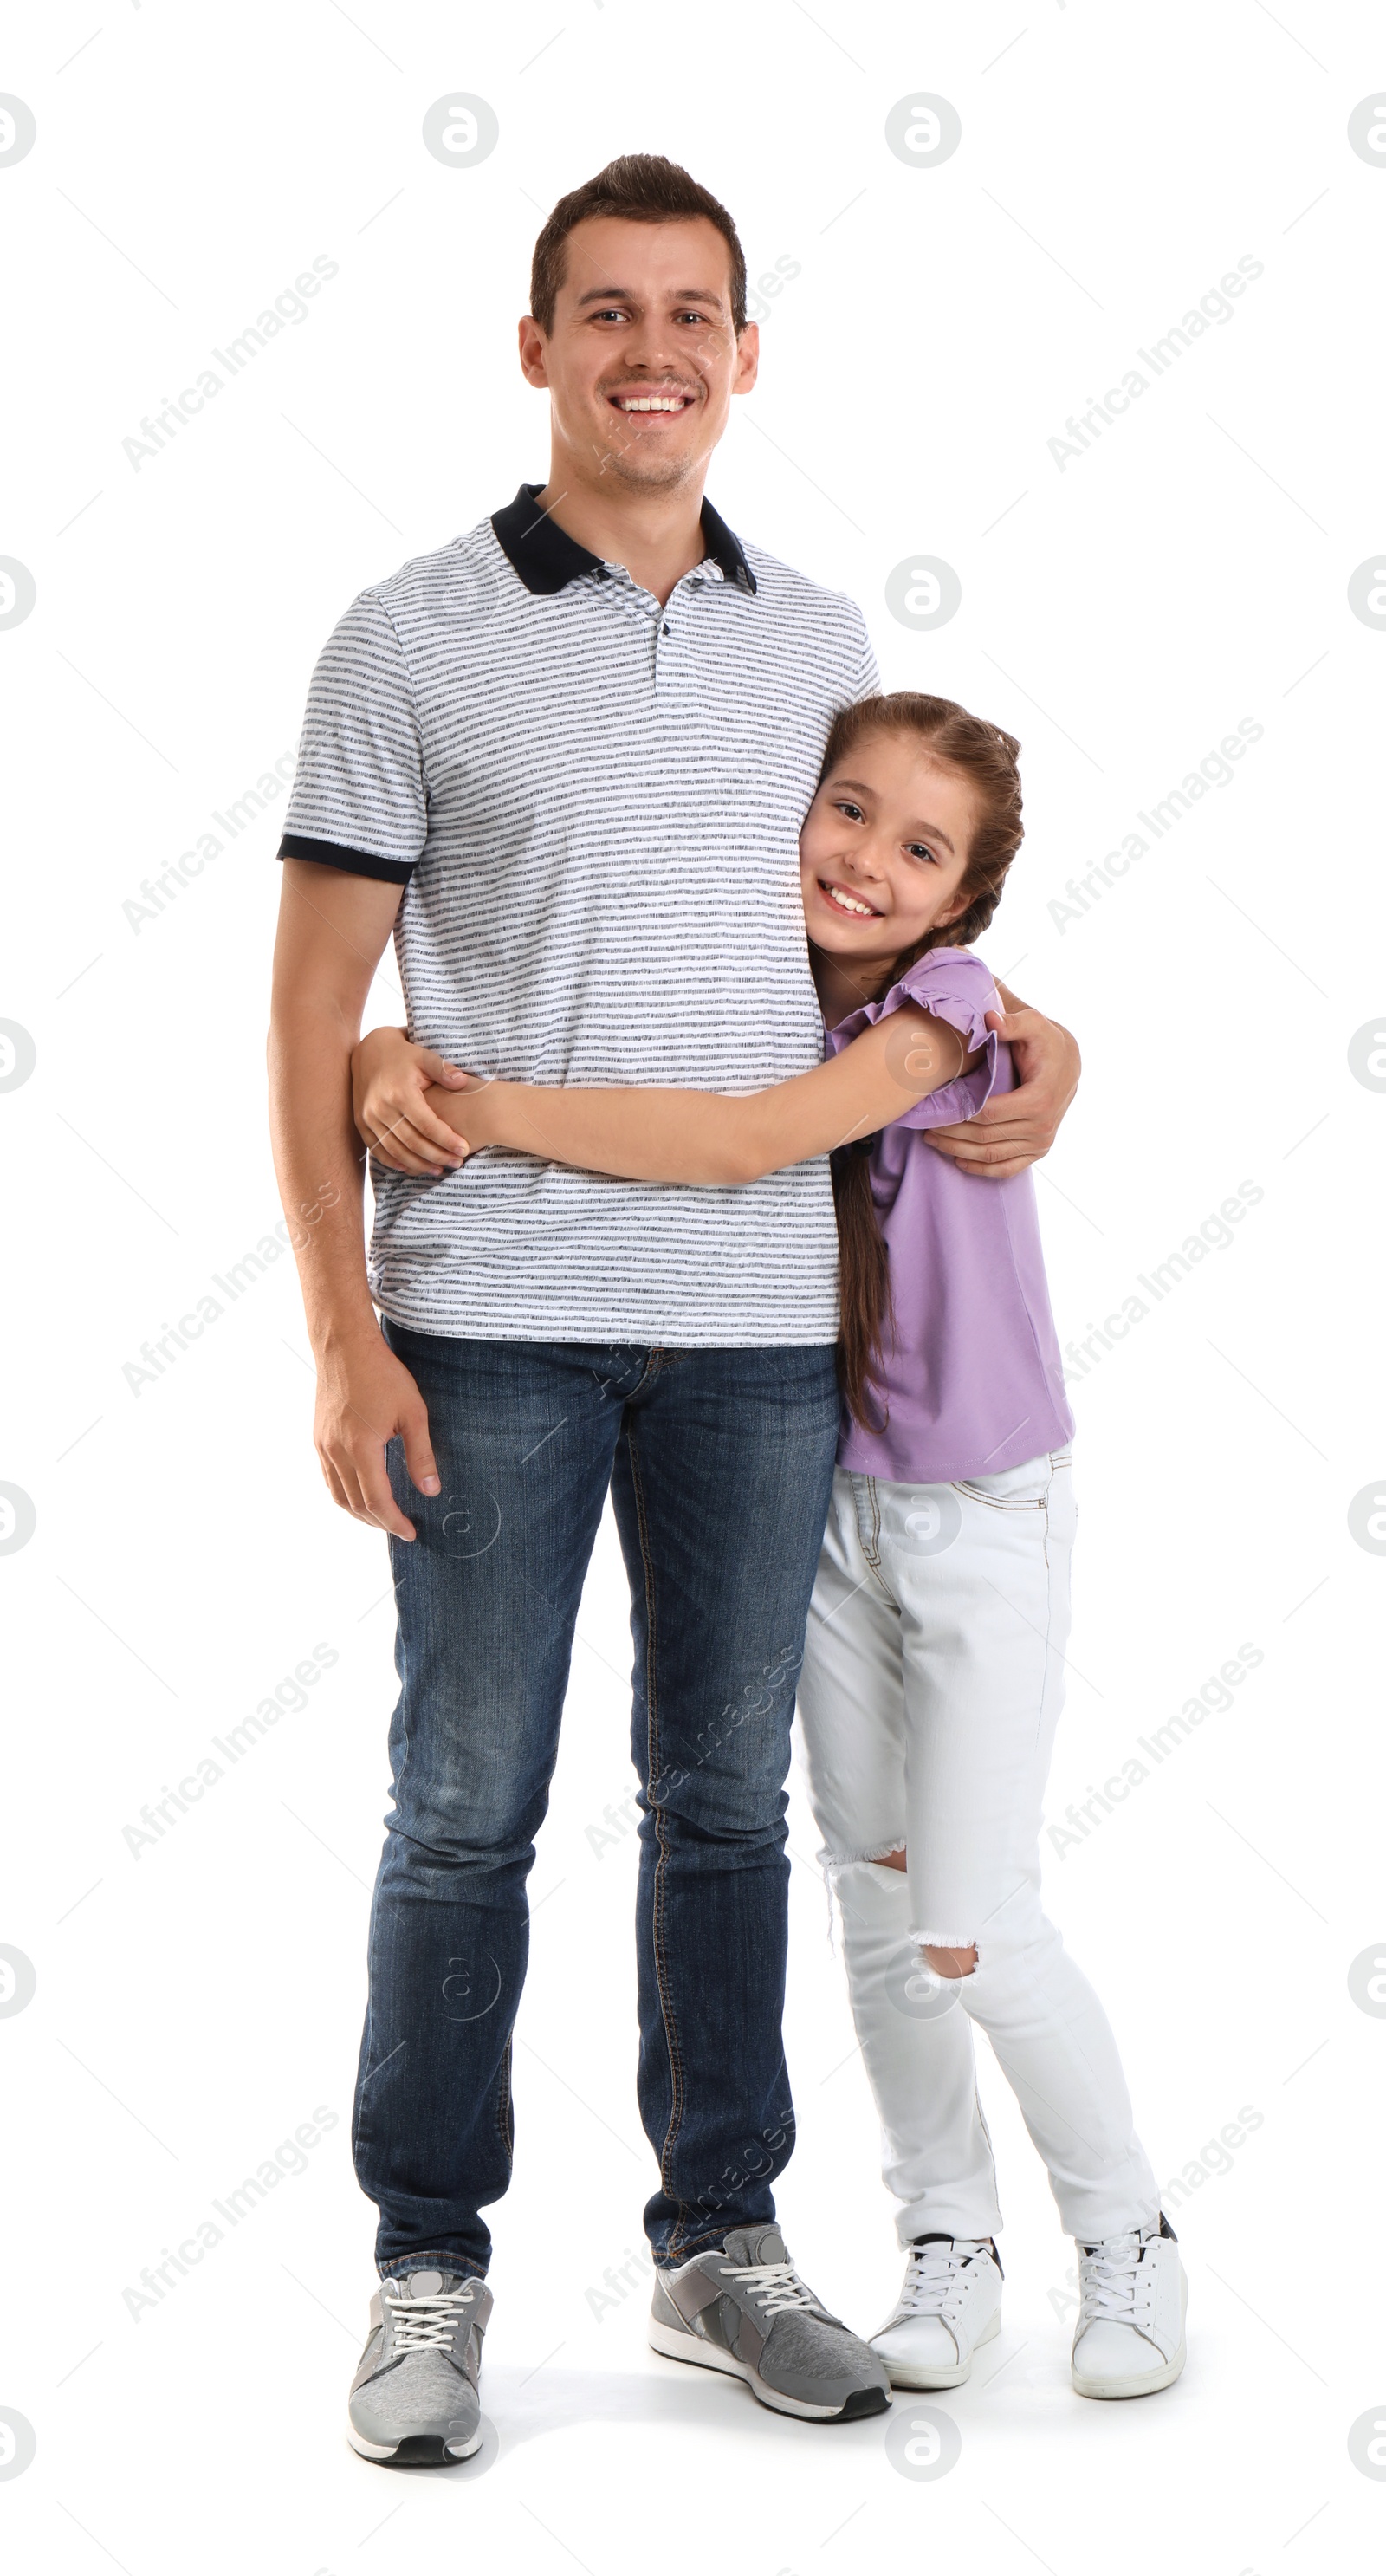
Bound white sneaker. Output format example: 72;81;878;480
1072;2216;1187;2399
871;2235;1003;2389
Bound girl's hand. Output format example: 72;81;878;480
352;1025;474;1176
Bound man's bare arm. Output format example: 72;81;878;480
268;860;440;1539
922;981;1080;1179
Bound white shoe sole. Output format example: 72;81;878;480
346;2420;483;2462
875;2306;1001;2390
647;2316;885;2420
1072;2277;1188;2400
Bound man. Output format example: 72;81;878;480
269;153;1079;2463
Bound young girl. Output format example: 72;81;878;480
351;692;1188;2404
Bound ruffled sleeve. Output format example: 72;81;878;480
825;946;1002;1131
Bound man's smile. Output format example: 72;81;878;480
608;386;697;414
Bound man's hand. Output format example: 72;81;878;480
923;980;1080;1180
313;1327;441;1541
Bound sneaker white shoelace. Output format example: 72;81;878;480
1078;2235;1153;2326
897;2241;985;2321
720;2259;818;2319
385;2282;478;2352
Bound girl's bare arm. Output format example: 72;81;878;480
426;1005;978;1184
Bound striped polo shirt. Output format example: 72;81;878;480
279;483;879;1346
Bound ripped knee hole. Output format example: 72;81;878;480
863;1853;976;1974
923;1943;977;1979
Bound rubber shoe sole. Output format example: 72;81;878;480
648;2314;889;2421
346;2424;484;2465
1072;2276;1188;2401
876;2306;1001;2391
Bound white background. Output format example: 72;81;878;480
3;3;1384;2571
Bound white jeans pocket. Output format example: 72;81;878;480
953;1449;1065;1510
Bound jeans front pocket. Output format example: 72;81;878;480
952;1450;1056;1511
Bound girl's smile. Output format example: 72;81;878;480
816;878;884;921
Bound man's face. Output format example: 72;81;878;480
518;215;759;492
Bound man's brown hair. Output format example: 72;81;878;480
529;153;748;334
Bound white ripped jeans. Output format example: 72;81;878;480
797;1455;1159;2246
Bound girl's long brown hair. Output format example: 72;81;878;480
824;694;1025;1432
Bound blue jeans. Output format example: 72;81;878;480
353;1327;840;2280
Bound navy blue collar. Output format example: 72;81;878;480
491;482;757;597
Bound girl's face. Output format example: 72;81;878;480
798;730;979;971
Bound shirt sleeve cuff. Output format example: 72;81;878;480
277;832;417;886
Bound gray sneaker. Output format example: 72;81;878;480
649;2223;890;2421
347;2268;491;2465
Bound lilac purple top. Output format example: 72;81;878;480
825;947;1075;1487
